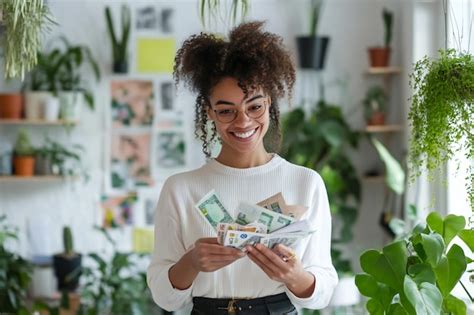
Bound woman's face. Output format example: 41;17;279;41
208;77;271;156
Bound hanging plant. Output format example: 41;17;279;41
0;0;55;80
408;48;474;211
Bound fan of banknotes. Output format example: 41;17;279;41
194;190;315;250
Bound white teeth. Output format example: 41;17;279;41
233;128;256;139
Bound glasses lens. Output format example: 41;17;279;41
247;103;266;119
215;109;236;123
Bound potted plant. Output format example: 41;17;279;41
296;0;330;70
0;0;55;80
363;85;387;126
34;145;53;176
13;129;35;176
79;228;160;314
368;8;393;68
0;143;13;175
409;48;474;212
0;215;34;314
280;100;362;311
0;93;23;119
105;5;131;73
356;212;473;314
53;226;82;292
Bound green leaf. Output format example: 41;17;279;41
371;137;405;195
366;298;385;315
443;294;467;315
420;233;445;267
360;241;408;291
403;276;442;315
458;229;474;252
387;303;409;315
435;244;467;297
426;212;465;246
408;263;436;285
355;274;380;298
320;120;345;148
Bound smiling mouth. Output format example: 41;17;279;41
230;127;258;139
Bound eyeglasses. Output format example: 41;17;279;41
212;102;268;123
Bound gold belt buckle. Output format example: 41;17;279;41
226;299;237;314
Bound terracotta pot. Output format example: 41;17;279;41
368;47;391;67
0;94;23;119
13;156;35;176
368;112;385;125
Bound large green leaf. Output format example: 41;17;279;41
366;298;384;315
426;212;465;246
403;276;443;315
355;274;395;309
387;303;409;315
371;137;405;195
443;294;467;315
320;120;345;148
360;241;408;291
408;263;436;285
411;233;444;267
458;229;474;252
436;244;467;297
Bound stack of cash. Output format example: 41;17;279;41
195;190;314;250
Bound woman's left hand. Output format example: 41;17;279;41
246;243;316;298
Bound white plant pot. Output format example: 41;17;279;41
24;91;53;120
330;276;361;307
43;96;60;121
30;265;57;298
59;91;83;121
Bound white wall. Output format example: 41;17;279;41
0;0;408;301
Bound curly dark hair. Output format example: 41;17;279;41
173;21;296;158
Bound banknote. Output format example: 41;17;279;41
195;189;234;230
223;230;265;249
257;192;308;220
261;231;313;249
217;222;266;244
235;202;295;233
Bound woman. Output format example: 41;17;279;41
147;21;338;314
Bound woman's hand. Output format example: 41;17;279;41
190;237;245;272
246;243;316;298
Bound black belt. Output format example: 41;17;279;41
192;292;296;315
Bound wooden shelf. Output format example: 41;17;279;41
366;67;401;75
0;175;78;182
362;175;385;182
0;119;78;126
364;124;403;133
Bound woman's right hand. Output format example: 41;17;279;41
189;237;245;272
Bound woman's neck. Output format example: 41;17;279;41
215;146;272;169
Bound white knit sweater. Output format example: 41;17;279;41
147;154;338;311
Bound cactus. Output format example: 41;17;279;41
105;5;131;65
63;226;74;255
383;8;393;48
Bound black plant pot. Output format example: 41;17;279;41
113;60;128;74
296;36;330;70
35;155;53;175
53;254;82;291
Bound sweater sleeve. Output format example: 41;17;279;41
284;173;339;309
147;177;193;311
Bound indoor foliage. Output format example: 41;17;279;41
408;48;474;212
356;212;473;314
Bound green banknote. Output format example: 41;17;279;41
235;202;295;233
195;189;234;230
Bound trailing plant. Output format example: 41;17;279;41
0;215;34;314
408;48;474;212
356;212;473;314
383;8;393;48
198;0;250;30
0;0;55;80
13;129;35;156
105;4;131;69
281;100;361;275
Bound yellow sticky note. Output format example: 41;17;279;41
132;227;154;253
137;38;175;73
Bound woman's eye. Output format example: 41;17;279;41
249;105;263;112
217;109;234;116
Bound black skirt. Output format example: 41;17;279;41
191;292;297;315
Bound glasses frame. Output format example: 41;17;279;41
212;100;268;123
